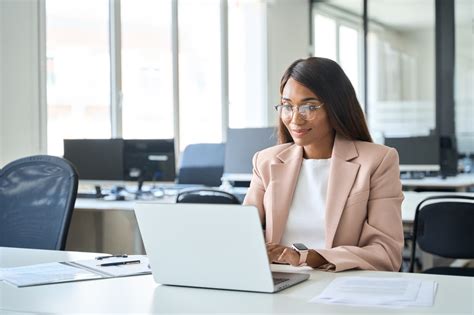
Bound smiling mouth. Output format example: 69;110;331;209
291;128;312;136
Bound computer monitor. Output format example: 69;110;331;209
63;139;124;180
223;127;277;183
123;139;176;182
384;135;440;172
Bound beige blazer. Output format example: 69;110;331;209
243;133;404;272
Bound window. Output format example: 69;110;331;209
313;11;362;100
120;0;174;139
228;0;267;128
45;0;291;155
46;0;111;156
313;14;337;61
178;0;222;150
367;0;435;139
339;25;360;96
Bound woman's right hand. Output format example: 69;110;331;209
266;243;301;266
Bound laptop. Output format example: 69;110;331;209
134;203;309;293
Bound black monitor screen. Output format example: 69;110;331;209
63;139;124;180
123;139;176;182
224;127;277;175
384;135;440;171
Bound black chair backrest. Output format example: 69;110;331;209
177;143;225;187
176;188;241;204
0;155;78;250
409;195;474;271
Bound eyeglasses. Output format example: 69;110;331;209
274;103;323;120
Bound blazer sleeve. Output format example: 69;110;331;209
316;148;404;272
243;151;266;226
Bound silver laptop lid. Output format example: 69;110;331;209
135;203;275;292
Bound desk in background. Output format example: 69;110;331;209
401;191;474;222
400;191;474;269
401;173;474;192
1;247;472;314
68;190;474;256
221;173;474;193
67;196;174;255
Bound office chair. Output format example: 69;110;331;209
0;155;78;250
176;188;241;204
177;143;225;187
409;195;474;276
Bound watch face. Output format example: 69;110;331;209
293;243;308;251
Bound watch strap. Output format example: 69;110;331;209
298;249;308;266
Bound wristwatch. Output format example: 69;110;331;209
292;243;309;266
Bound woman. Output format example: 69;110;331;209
243;57;404;272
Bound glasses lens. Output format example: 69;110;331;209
277;104;321;120
298;107;309;120
300;105;320;120
306;106;319;120
278;105;292;119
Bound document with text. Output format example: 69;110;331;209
310;276;438;308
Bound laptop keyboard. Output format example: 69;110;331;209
273;277;289;285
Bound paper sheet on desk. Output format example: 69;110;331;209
310;277;438;308
1;262;102;287
1;255;151;287
69;255;151;277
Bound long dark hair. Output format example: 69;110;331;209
277;57;373;144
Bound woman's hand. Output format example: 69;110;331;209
266;243;301;266
266;243;328;268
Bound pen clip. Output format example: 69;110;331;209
95;254;128;260
98;259;141;267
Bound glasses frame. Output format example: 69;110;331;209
274;103;324;121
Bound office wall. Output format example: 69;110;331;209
0;0;44;167
265;0;310;125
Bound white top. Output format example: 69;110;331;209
280;158;331;250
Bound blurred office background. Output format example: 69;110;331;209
0;0;472;165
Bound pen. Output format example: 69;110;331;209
99;260;141;267
95;254;128;260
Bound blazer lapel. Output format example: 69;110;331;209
267;145;303;243
325;134;360;248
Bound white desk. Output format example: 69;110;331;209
401;173;474;192
1;247;472;314
401;191;474;222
